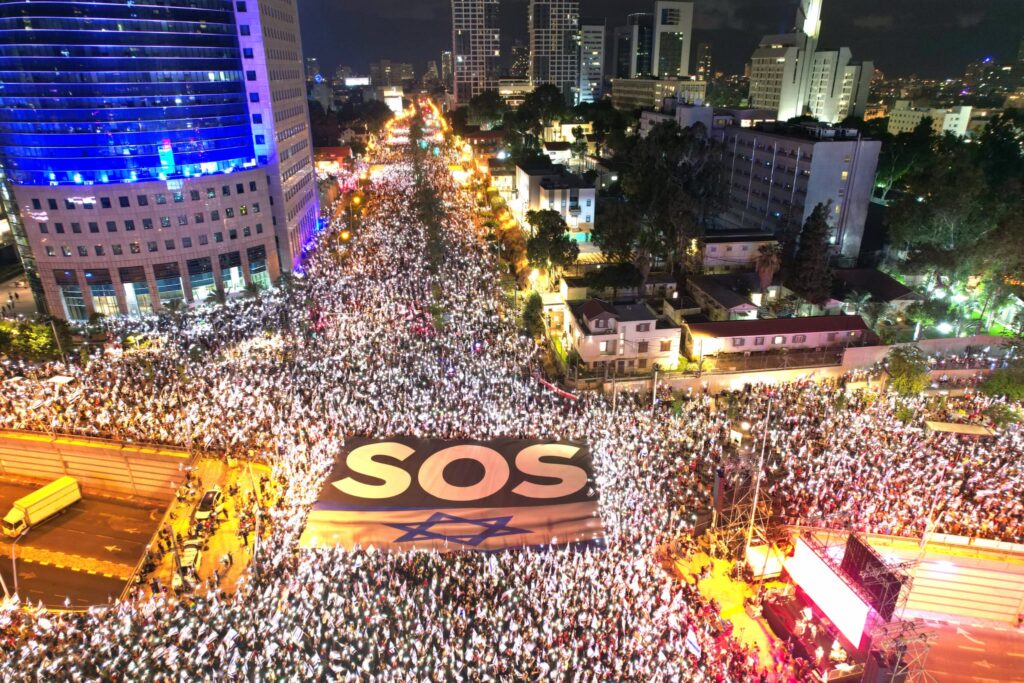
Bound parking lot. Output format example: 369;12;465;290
0;479;163;608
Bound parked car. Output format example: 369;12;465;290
194;486;224;521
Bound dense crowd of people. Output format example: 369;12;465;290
0;111;1021;680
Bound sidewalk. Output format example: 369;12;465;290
0;270;38;320
139;457;273;598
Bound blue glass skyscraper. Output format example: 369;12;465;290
0;0;317;319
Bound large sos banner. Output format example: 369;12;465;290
299;437;604;551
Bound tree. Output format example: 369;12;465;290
786;203;833;305
358;100;394;134
592;201;640;264
874;118;935;203
467;90;507;129
979;368;1024;402
522;291;545;337
583;263;642;300
569;125;588;170
754;243;782;293
886;345;930;396
525;210;579;285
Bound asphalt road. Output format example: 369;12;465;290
925;621;1024;683
0;480;164;607
0;559;126;608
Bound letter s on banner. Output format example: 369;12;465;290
512;444;587;499
332;442;415;499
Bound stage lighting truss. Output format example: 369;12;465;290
858;556;918;622
868;618;938;683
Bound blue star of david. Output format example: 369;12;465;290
385;511;531;547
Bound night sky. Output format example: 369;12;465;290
296;0;1024;80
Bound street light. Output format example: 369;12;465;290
11;530;27;598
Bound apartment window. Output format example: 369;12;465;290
214;232;223;243
39;223;48;234
255;135;265;145
142;218;153;230
243;226;251;237
599;341;610;353
732;338;745;347
249;92;259;103
222;186;230;196
190;190;201;201
660;340;672;353
147;241;158;253
71;222;82;234
236;1;247;11
112;244;123;256
792;334;807;343
164;239;175;250
194;213;205;224
77;246;88;257
637;341;649;354
255;223;263;234
772;335;786;344
138;195;148;206
106;221;117;232
236;183;244;194
45;246;55;257
88;222;99;233
160;216;171;228
206;188;216;199
118;196;130;208
182;237;192;249
246;70;257;81
47;199;58;210
198;234;209;246
754;336;765;345
243;48;254;59
841;170;849;181
177;215;188;226
225;208;234;218
61;245;72;257
100;197;112;209
240;205;248;216
636;323;650;332
156;193;167;205
638;358;647;369
55;222;65;234
249;181;257;192
239;24;250;36
65;200;75;210
211;210;220;221
173;192;184;203
31;198;41;210
94;245;104;256
252;113;262;124
228;229;238;240
130;241;141;254
83;200;94;210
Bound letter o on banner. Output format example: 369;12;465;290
419;445;510;502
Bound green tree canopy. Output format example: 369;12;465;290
785;202;833;305
886;344;931;396
467;90;507;130
525;210;579;281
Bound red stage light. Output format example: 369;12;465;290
784;537;872;647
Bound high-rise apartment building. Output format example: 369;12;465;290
887;101;973;138
529;0;581;103
440;51;455;92
452;0;501;105
370;61;415;87
807;49;872;123
615;13;655;79
651;1;693;79
749;0;871;124
578;20;607;104
695;43;713;80
305;56;321;83
0;0;317;319
510;42;531;80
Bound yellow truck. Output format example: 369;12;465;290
2;476;81;538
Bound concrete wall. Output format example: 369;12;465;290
0;431;189;502
841;335;1008;371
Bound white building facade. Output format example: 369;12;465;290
887;101;973;138
529;0;581;103
651;1;693;79
578;20;606;104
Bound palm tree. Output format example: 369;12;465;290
846;290;872;316
754;243;783;293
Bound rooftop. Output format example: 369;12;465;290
832;268;920;303
687;315;871;338
689;274;763;310
702;232;777;244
